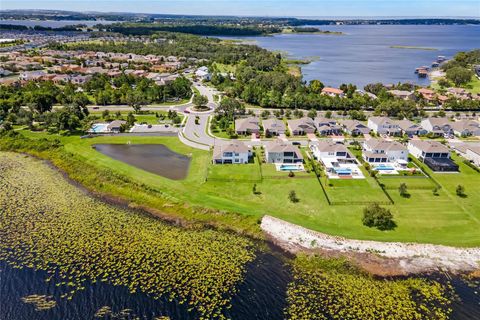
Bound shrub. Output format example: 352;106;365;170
456;185;466;197
362;203;396;231
288;190;299;203
399;183;410;198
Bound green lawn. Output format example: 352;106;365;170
378;176;436;190
90;111;183;125
14;131;480;247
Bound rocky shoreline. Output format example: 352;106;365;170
261;215;480;276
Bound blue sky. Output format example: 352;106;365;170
1;0;479;17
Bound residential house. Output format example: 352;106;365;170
367;117;401;136
212;143;252;164
450;120;480;137
287;117;316;135
235;117;260;135
465;147;480;167
70;75;92;85
447;88;472;100
417;88;436;102
321;87;345;97
310;141;360;178
195;66;211;81
19;70;47;81
407;140;458;172
310;141;352;160
420;118;452;136
52;74;71;84
265;140;303;164
262;118;286;136
106;120;126;133
395;119;427;136
314;117;342;136
363;139;408;164
388;90;415;100
341;120;370;136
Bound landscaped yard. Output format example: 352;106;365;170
90;111;184;125
12;131;480;247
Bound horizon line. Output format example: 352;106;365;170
1;9;479;20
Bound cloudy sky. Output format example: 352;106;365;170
2;0;479;17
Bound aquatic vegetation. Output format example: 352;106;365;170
285;255;452;320
0;152;255;319
21;295;57;311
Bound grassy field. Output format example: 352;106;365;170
11;131;480;246
90;111;184;125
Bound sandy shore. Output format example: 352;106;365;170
261;215;480;275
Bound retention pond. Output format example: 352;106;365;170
94;144;191;180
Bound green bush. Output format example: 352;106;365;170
362;203;396;230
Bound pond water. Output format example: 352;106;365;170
0;249;291;320
94;144;190;180
222;25;480;87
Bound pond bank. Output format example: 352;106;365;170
261;215;480;276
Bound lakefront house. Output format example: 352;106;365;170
265;140;303;164
212;143;252;164
363;139;408;164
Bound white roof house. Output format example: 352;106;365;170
363;139;408;163
265;140;303;164
367;117;401;135
212;143;251;164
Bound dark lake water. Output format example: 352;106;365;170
0;19;118;28
0;250;291;320
94;144;191;180
224;25;480;88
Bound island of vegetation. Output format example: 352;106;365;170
390;45;438;51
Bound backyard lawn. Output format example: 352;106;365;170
90;111;184;125
14;131;480;247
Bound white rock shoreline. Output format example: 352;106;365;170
261;215;480;274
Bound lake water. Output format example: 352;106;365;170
0;19;117;28
94;144;191;180
0;249;291;320
225;25;480;88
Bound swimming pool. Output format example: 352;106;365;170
90;123;108;133
374;166;395;171
279;165;303;171
334;168;352;175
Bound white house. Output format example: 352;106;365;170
367;117;401;136
420;118;452;136
465;147;480;167
408;140;450;160
408;140;458;172
310;140;362;179
310;141;351;160
195;66;211;81
265;140;303;164
212;143;251;164
363;139;408;164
